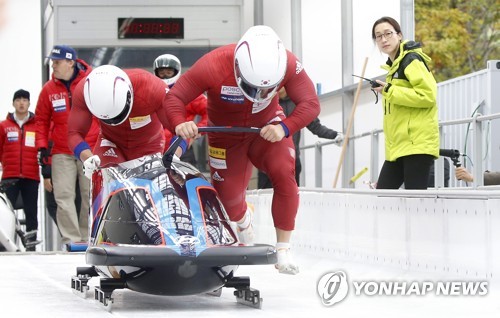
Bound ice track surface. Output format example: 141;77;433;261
0;252;499;318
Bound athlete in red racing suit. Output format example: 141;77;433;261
163;26;320;274
68;68;172;168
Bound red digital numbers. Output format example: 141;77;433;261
127;22;180;34
118;18;184;39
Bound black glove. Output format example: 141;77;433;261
38;148;50;166
41;164;52;179
326;130;339;140
162;136;183;169
162;152;174;170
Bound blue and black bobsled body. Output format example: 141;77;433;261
72;147;276;309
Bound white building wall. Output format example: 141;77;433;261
50;0;244;49
0;0;405;118
0;0;42;119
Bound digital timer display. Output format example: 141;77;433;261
118;18;184;39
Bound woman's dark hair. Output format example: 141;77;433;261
371;16;402;40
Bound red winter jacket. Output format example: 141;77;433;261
35;58;99;155
0;112;40;181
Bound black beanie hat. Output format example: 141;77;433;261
13;89;30;101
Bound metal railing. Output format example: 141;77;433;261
301;108;500;189
300;60;500;189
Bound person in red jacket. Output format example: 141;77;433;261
0;89;40;250
68;65;177;175
35;45;99;246
153;54;208;167
163;25;321;275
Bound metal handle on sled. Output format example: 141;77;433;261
198;126;261;134
162;126;261;169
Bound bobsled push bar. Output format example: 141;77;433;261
163;126;261;168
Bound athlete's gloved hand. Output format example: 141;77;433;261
37;148;50;165
332;132;344;147
83;155;101;179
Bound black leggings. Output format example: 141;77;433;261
376;154;434;190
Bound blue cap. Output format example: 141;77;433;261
47;45;77;60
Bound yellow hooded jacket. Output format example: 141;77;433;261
380;40;439;162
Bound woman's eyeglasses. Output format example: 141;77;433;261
375;31;395;42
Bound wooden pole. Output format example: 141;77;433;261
333;57;369;188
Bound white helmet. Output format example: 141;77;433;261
234;25;287;103
83;65;133;126
153;54;181;87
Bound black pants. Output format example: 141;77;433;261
45;189;58;225
376;154;434;190
4;178;39;232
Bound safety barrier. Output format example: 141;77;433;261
247;188;500;280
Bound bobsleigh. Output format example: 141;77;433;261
0;180;39;252
71;127;277;309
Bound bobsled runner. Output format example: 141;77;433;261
71;127;276;310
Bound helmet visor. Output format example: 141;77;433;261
235;64;279;103
101;91;132;126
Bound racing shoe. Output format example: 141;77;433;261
236;204;254;245
25;236;42;251
237;223;255;245
275;243;299;275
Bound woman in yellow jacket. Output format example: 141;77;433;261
371;16;439;189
